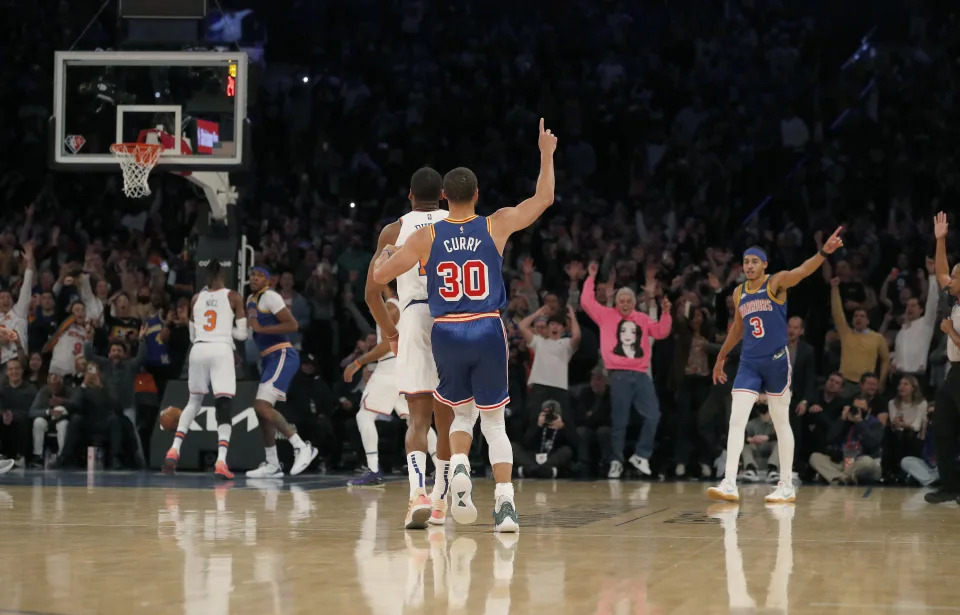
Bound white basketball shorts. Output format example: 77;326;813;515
187;342;236;398
360;358;409;417
397;301;439;396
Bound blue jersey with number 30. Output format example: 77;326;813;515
426;215;506;317
736;275;788;360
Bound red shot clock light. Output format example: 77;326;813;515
226;63;237;97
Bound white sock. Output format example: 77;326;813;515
494;482;514;499
431;460;449;504
408;451;427;496
724;391;757;482
217;423;232;464
288;433;305;450
356;409;380;473
766;393;795;482
450;452;470;473
172;395;203;453
265;445;280;468
427;427;438;468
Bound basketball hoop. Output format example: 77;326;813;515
110;143;162;198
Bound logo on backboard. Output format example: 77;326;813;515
64;135;86;154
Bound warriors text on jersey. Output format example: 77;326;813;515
396;209;449;310
193;288;235;344
735;275;788;361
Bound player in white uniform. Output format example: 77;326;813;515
163;261;248;480
365;167;453;529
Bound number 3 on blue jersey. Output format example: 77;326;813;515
748;316;765;338
436;260;490;301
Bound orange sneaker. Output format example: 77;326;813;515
428;496;447;526
163;449;179;475
214;461;234;480
405;491;431;530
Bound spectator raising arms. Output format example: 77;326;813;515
0;242;34;367
830;277;891;397
517;304;581;429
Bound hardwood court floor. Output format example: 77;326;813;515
0;472;958;615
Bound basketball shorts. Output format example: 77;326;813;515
188;342;237;398
360;358;409;417
733;346;792;397
257;346;300;404
397;301;439;396
431;312;509;410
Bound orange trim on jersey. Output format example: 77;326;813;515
476;397;510;411
433;391;475;407
443;214;478;224
766;280;786;305
486;217;493;235
260;342;293;357
434;311;500;323
743;275;769;295
213;393;235;398
429;225;436;241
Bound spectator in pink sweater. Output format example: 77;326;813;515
582;263;672;478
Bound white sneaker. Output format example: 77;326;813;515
765;481;796;504
707;479;740;502
290;442;318;476
0;458;13;474
700;463;712;479
246;462;283;478
493;495;519;533
449;462;477;524
675;463;686;477
739;468;759;483
767;469;780;484
628;454;652;476
607;460;623;479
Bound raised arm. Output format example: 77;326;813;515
580;263;610;325
488;118;558;252
13;243;35;321
921;258;941;329
517;306;545;345
769;226;844;296
567;305;581;351
372;225;432;286
366;221;403;340
934;211;952;289
829;278;852;336
712;287;743;385
638;296;673;340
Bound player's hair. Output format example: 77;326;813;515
442;167;478;204
206;260;224;284
411;167;442;202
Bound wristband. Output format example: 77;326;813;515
353;360;362;369
385;331;399;340
818;248;828;257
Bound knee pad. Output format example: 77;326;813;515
480;408;512;465
215;396;233;425
450;402;479;436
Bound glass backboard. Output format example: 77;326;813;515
51;50;248;171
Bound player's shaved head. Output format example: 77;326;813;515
442;167;478;204
410;167;442;203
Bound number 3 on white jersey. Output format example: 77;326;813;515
437;260;490;301
748;316;764;338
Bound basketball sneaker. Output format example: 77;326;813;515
449;462;478;525
0;457;13;475
347;470;385;488
607;460;623;479
214;461;235;480
405;490;431;529
428;495;447;526
162;449;179;475
628;454;652;476
247;462;283;479
766;469;781;484
739;467;759;483
493;495;519;533
707;478;740;502
290;442;318;476
764;481;796;504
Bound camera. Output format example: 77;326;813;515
541;400;561;425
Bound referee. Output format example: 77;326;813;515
925;211;960;504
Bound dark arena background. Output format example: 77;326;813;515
1;0;960;613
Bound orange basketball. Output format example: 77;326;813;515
159;406;182;432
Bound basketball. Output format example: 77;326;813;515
159;406;182;431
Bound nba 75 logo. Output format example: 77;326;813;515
64;134;86;154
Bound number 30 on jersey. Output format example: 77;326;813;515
436;260;490;301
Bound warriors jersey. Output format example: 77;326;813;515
735;275;788;361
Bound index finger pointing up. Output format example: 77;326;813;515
539;117;544;133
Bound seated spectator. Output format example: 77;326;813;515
739;398;781;483
829;277;890;397
574;366;612;477
901;403;938;487
857;373;887;424
809;396;883;485
517;304;581;428
513;399;575;478
58;363;123;469
25;352;46;387
28;372;73;467
883;375;926;479
795;372;849;478
0;357;38;464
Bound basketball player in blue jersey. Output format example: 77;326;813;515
374;118;558;533
708;227;844;504
243;266;318;477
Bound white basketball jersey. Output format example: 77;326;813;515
192;288;235;344
396;209;448;310
377;297;401;362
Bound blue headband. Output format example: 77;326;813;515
743;247;767;263
251;266;272;278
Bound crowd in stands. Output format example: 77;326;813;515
0;0;958;486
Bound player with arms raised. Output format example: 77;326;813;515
708;227;844;503
164;261;247;479
362;168;452;529
374;118;557;533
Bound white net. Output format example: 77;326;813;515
110;143;162;199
